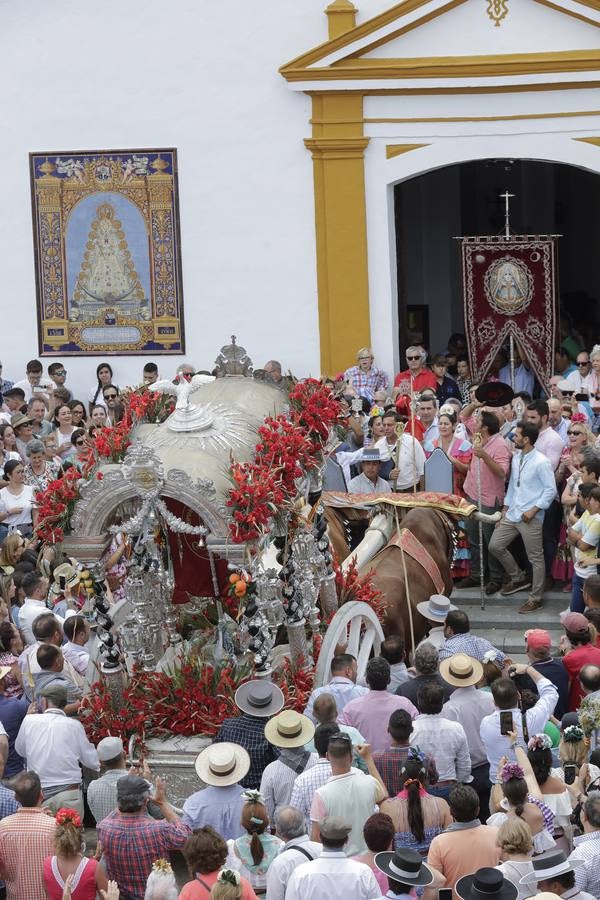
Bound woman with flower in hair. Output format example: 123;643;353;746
379;751;452;855
488;759;556;855
210;870;243;900
231;791;282;894
43;807;109;899
527;733;574;848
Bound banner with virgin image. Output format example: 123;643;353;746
461;236;558;389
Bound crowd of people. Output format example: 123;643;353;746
0;338;599;899
334;336;600;616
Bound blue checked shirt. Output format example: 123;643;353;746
213;713;278;789
570;832;600;898
438;632;506;666
344;366;389;402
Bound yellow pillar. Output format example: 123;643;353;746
305;93;370;375
325;0;357;38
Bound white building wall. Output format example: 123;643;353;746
0;0;334;392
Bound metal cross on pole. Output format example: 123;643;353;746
500;190;516;388
499;190;514;240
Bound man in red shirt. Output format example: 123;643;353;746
394;346;437;398
560;612;600;711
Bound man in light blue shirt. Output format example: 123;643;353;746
488;421;557;614
304;654;368;722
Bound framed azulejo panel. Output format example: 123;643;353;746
30;148;185;356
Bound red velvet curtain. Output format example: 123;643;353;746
163;498;229;604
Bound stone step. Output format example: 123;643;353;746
448;585;568;662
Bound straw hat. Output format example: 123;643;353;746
49;563;80;597
264;710;315;748
195;743;250;787
416;594;457;623
439;653;483;688
10;413;33;430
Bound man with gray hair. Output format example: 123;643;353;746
569;792;600;897
395;643;454;710
266;806;322;900
394;345;436;398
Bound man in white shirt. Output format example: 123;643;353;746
266;805;322;900
12;359;53;404
15;683;99;816
479;663;558;775
566;351;591;392
440;654;495;819
376;411;425;492
304;654;368;721
348;448;392;495
62;615;90;678
287;816;380;900
19;612;81;697
488;421;557;613
18;571;59;646
310;736;387;857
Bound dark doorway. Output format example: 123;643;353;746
394;158;600;356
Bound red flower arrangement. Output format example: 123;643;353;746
80;657;253;743
34;468;82;544
80;652;315;741
121;387;175;425
226;380;340;543
333;556;388;624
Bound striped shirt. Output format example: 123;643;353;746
260;752;317;822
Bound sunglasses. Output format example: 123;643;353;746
406;355;421;361
577;362;589;366
104;393;117;400
75;440;85;447
568;430;584;436
328;733;352;744
54;370;67;376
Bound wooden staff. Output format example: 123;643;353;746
410;377;417;493
473;430;486;612
394;421;405;492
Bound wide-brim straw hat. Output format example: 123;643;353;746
49;563;80;597
416;594;457;623
440;653;483;688
264;710;315;748
195;742;251;787
235;680;285;718
10;413;33;430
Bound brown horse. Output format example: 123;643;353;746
364;507;456;650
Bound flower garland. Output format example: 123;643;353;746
226;379;340;544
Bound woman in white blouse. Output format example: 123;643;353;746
52;403;76;459
0;459;36;543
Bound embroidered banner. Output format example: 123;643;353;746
461;236;558;389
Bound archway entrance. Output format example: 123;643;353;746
394;158;600;356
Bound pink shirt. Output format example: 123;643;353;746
534;425;564;471
339;691;417;754
463;432;510;507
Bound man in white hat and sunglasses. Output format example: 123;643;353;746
182;742;251;840
348;447;392;495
